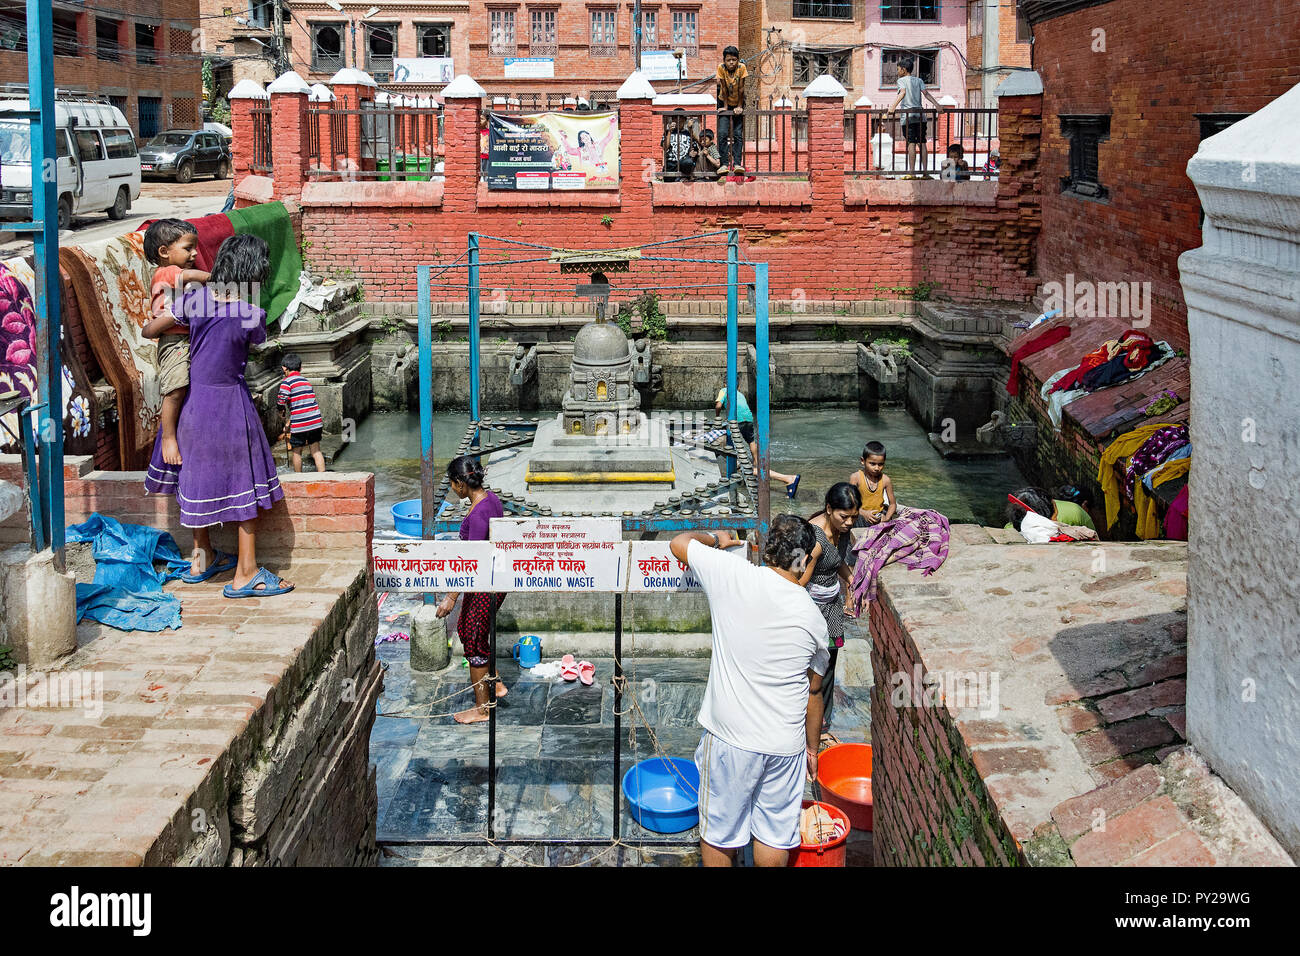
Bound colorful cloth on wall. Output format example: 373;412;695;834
0;257;98;458
1096;421;1182;531
61;231;162;469
1134;455;1191;541
847;507;951;614
225;201;303;325
1122;424;1189;499
1165;485;1189;541
1006;324;1071;397
1040;339;1178;432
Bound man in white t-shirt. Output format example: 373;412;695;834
670;515;830;866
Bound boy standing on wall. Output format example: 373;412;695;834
715;46;748;177
886;56;945;176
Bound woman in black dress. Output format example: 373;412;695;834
801;483;862;745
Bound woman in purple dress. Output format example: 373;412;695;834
435;455;508;724
174;234;292;598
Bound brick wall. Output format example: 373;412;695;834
869;586;1022;866
1032;0;1300;350
234;84;1042;306
0;1;203;144
0;457;374;563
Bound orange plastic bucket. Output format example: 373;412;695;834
788;800;851;867
817;743;874;832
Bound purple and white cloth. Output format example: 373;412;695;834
847;507;951;614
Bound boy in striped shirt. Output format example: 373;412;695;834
276;353;326;473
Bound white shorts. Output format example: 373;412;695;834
694;731;805;850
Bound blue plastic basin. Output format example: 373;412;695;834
391;498;423;537
622;757;700;834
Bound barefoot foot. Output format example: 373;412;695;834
453;704;490;724
162;436;183;466
190;548;216;577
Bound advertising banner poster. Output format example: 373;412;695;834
486;110;619;190
503;57;555;79
393;58;455;84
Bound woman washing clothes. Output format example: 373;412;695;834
800;482;862;747
435;455;509;724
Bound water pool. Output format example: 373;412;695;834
334;407;1027;531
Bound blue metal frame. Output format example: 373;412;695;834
2;2;66;556
415;231;773;542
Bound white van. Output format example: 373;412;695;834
0;90;142;230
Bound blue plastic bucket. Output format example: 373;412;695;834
622;757;700;833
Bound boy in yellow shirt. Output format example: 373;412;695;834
715;46;748;176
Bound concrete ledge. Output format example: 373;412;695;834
652;178;811;207
300;179;445;208
234;175;274;204
475;183;621;207
845;178;999;207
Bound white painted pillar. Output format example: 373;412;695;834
1178;81;1300;858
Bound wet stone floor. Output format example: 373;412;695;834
371;630;875;867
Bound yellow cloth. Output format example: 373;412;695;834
1135;456;1191;540
1096;422;1180;530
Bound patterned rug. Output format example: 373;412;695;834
0;256;98;458
61;232;161;469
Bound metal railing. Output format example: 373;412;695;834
844;107;999;178
654;100;810;180
250;106;272;173
306;101;443;180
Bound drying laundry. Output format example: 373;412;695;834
1134;455;1191;540
1123;424;1190;499
1096;422;1182;530
847;507;951;613
1006;324;1071;397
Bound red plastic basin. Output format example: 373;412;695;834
817;743;873;832
787;800;851;867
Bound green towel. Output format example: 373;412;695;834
225;200;304;325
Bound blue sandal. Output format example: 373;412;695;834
786;474;801;500
179;550;237;584
223;567;295;599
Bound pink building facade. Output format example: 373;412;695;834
861;2;967;107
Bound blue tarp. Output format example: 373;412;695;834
66;515;191;632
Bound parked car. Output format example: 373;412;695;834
0;92;142;230
139;130;231;183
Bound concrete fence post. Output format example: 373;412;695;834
228;79;268;184
616;71;657;210
804;74;847;211
329;68;378;182
440;74;487;214
267;71;312;201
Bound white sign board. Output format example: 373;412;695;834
504;57;555;79
491;539;626;592
373;541;495;591
640;50;687;82
393;58;455;84
490;517;622;544
626;541;702;592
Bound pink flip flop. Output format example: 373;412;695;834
578;660;595;686
560;654;580;682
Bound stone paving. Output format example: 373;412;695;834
0;556;375;866
870;526;1293;867
371;615;876;867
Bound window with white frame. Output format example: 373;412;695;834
671;9;696;54
638;9;658;49
490;9;516;56
531;9;557;54
590;9;616;55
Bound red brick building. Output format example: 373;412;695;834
0;1;205;141
1022;0;1300;349
286;1;737;103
